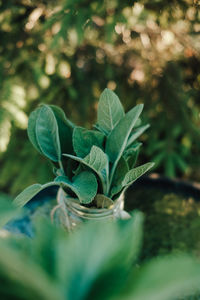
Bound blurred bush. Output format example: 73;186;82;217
0;0;200;195
127;187;200;260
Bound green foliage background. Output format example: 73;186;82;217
0;0;200;196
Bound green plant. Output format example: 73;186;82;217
0;1;199;197
1;203;200;300
14;88;154;207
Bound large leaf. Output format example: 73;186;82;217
111;162;154;197
127;124;150;148
0;242;61;300
97;88;125;134
49;105;74;154
122;255;200;300
36;105;61;162
27;107;43;155
60;211;143;300
63;146;108;193
55;171;98;204
106;104;143;164
13;182;59;207
49;105;75;129
73;126;105;158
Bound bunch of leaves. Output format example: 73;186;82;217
14;88;154;207
1;202;200;300
0;0;200;197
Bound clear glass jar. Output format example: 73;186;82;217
51;188;130;231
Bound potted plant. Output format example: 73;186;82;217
14;88;154;230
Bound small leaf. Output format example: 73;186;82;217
13;182;59;207
122;162;154;187
94;194;114;208
123;142;141;157
73;126;105;158
27;107;43;155
64;146;108;193
36;105;61;162
127;124;150;148
127;150;139;170
97;88;125;134
84;146;108;174
123;144;141;169
106;104;143;164
110;162;154;198
55;171;98;204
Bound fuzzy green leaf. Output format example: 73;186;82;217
123;144;141;169
73;126;105;158
84;146;108;172
49;105;74;154
97;88;125;134
122;162;154;187
55;171;98;204
49;105;74;129
13;182;59;207
106;104;143;164
27;107;43;155
127;124;150;148
111;162;154;198
112;156;129;187
36;105;61;162
63;146;108;193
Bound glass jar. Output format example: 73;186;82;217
51;188;130;232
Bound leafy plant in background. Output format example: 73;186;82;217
14;88;154;207
1;202;200;300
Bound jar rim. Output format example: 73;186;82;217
63;193;124;219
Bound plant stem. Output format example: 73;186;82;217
107;159;119;196
58;160;64;174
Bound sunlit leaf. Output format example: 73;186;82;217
36;105;61;162
97;88;125;134
13;182;59;207
106;104;143;164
